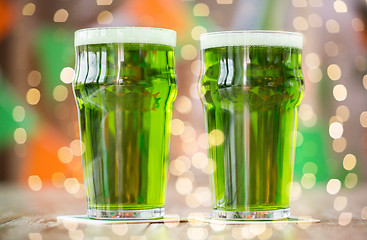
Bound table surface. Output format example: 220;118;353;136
1;183;367;240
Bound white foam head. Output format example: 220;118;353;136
75;27;176;47
200;31;303;50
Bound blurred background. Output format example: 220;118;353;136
0;0;366;215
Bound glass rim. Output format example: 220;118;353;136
75;27;177;47
200;30;303;50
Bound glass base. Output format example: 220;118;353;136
213;208;290;220
87;208;165;220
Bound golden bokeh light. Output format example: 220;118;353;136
181;44;198;61
324;41;339;57
361;207;367;220
53;9;69;23
191;26;207;41
217;0;233;4
308;14;323;28
301;173;316;189
307;68;322;83
333;0;347;13
176;177;193;195
305;53;320;69
360;111;367;127
68;230;84;240
326;179;341;195
111;224;128;236
345;173;358;189
326;19;340;33
363;75;367;89
292;0;307;8
52;172;66;188
190;83;200;99
333;84;347;101
14;128;27;144
208;129;224;146
193;3;210;17
308;0;323;7
191;152;208;169
64;178;80;194
26;88;41;105
58;146;73;164
187;227;208;240
22;3;36;16
293;16;309;31
29;233;42;240
70;139;84;156
332;137;347;153
28;175;42;191
343;154;356;171
329;122;343;139
97;0;113;5
290;181;302;201
175;95;193;114
60;67;75;84
352;18;364;32
97;10;113;24
171;119;185;135
299;104;315;121
338;212;352;226
303;162;318;174
336;105;349;122
180;125;197;142
12;106;25;122
27;70;42;87
327;64;341;80
334;196;348;211
53;85;68;102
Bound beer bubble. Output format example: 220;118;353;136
333;84;347;101
343;154;356;170
326;19;340;33
53;9;69;23
22;3;36;16
28;175;42;191
326;179;341;195
97;10;113;24
193;3;210;17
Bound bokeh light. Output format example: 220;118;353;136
333;1;347;13
327;64;341;80
343;154;357;171
345;173;358;189
28;175;42;191
97;10;113;24
175;96;193;114
27;70;42;87
53;85;68;102
217;0;233;4
326;19;340;33
333;84;347;101
329;122;343;139
326;179;341;195
111;224;128;236
14;128;27;144
26;88;41;105
29;233;42;240
22;3;36;16
334;196;348;211
338;212;352;226
64;178;80;194
12;106;25;122
191;26;207;41
58;146;73;164
193;3;210;17
181;44;198;61
171;119;185;135
301;173;316;189
208;129;224;146
53;9;69;23
60;67;75;84
97;0;113;5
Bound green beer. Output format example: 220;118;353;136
199;31;304;220
73;28;177;219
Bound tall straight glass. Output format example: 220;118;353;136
199;31;304;220
73;27;177;219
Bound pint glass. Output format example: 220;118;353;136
73;27;177;219
199;31;304;220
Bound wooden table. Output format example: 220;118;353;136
1;184;366;240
